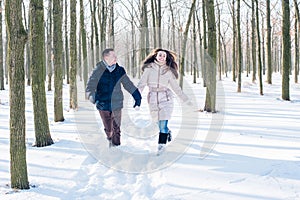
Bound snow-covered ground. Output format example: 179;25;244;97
1;72;300;200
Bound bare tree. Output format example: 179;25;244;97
237;0;242;92
0;0;3;90
53;0;65;122
6;0;29;189
202;0;207;87
246;12;250;77
156;0;162;47
294;0;299;84
80;0;88;88
266;0;273;83
282;0;290;100
196;11;203;79
217;0;222;81
99;0;107;51
204;0;217;113
251;0;256;83
231;0;236;82
294;13;298;84
29;0;53;147
64;0;70;84
261;10;266;76
140;0;150;62
69;0;77;109
108;0;115;48
46;0;53;91
255;0;263;95
150;0;156;47
92;0;99;61
89;0;95;67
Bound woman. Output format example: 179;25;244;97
137;48;189;154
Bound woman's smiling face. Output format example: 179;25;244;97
155;51;167;63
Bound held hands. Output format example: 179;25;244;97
132;89;142;110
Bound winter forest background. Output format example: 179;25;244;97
0;0;300;198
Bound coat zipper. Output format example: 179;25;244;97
157;66;160;105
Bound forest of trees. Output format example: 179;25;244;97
0;0;299;189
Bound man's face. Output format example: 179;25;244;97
104;51;117;66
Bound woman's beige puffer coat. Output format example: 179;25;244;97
137;62;189;121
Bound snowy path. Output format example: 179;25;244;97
1;74;300;199
71;162;164;200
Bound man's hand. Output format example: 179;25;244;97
133;99;141;108
132;89;142;108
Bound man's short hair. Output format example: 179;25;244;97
102;48;114;58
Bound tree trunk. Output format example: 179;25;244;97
99;0;107;51
151;0;157;47
267;0;273;84
144;0;150;55
47;0;53;91
109;0;115;48
293;0;299;84
294;13;298;84
222;38;228;78
5;34;7;85
69;0;77;109
80;0;88;89
202;0;207;87
273;36;278;73
251;0;256;83
89;0;95;67
78;30;82;81
193;12;197;84
232;0;236;82
217;2;222;81
261;12;266;76
246;13;250;77
196;12;203;79
255;0;263;95
0;0;4;90
29;0;54;147
204;0;217;113
156;0;162;47
179;0;196;88
92;0;99;61
25;42;31;86
282;0;290;100
64;0;70;84
237;0;242;92
131;20;137;77
53;0;65;122
140;0;149;64
6;0;29;189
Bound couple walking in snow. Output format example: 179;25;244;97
86;48;189;154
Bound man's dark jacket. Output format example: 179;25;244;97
86;61;141;111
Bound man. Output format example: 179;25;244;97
86;48;141;147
